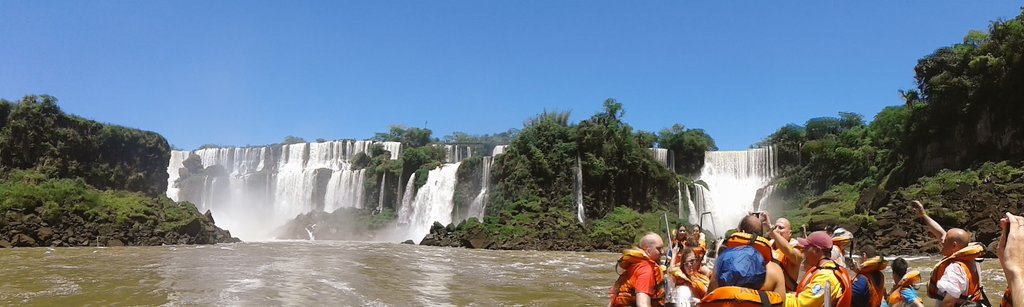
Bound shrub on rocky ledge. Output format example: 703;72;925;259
0;170;238;247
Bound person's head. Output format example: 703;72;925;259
738;214;764;235
798;231;834;265
692;225;702;235
859;245;877;261
774;218;793;241
891;257;908;283
941;228;970;256
832;228;853;247
681;247;700;274
640;232;665;261
676;226;689;241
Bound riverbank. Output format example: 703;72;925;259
0;170;239;248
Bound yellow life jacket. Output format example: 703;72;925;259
613;248;666;307
797;260;853;307
701;286;785;307
926;244;985;302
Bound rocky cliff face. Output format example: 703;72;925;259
852;162;1023;256
906;107;1024;183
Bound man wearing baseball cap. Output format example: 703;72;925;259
786;231;853;307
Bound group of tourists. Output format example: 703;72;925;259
607;200;1024;307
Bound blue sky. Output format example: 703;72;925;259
1;2;1020;150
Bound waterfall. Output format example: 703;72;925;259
441;144;473;163
377;173;387;212
305;224;316;240
466;156;492;220
402;163;462;243
695;146;777;237
164;140;402;240
683;183;698;223
677;182;684;220
575;156;585;224
398;173;417;222
165;151;189;201
649;148;671;168
754;184;777;212
491;145;507;156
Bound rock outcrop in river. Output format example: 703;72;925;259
0;208;239;248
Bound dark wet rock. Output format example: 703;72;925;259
854;163;1024;256
11;233;36;247
401;240;415;245
107;239;125;247
36;227;54;242
0;240;10;248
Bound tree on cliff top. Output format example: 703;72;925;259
0;95;171;196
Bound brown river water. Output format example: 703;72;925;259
0;240;1008;306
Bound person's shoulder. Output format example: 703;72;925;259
631;261;655;275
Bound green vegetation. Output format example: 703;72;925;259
759;10;1024;234
0;169;209;234
424;99;714;249
0;95;171;196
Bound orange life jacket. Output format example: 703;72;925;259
858;257;887;307
772;247;799;292
724;232;774;264
926;244;985;302
700;286;785;307
887;271;922;306
797;260;853;307
669;266;710;298
1001;288;1012;307
612;248;666;307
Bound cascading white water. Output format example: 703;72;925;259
683;183;698;223
398;173;417;220
575;156;585;224
677;182;684;220
466;156;492;220
377;173;387;212
305;224;316;240
164;140;401;240
165;151;190;201
440;144;473;163
695;146;777;237
402;163;462;243
464;146;507;221
491;145;507;156
649;148;672;169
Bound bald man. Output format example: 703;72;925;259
766;217;802;291
609;233;665;307
912;201;980;307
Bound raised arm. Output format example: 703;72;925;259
765;217;803;265
912;201;946;241
999;212;1024;307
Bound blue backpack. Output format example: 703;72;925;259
715;245;767;289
